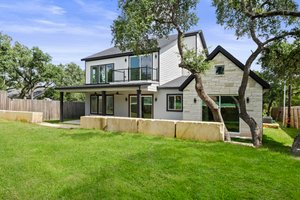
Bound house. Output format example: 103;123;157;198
56;30;270;137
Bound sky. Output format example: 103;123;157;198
0;0;298;71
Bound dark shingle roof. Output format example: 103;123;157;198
158;76;189;89
82;31;205;61
179;45;270;90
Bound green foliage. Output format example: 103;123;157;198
0;33;84;101
0;33;13;90
260;39;300;85
112;0;199;54
182;49;212;73
43;63;85;101
0;120;300;199
260;39;300;106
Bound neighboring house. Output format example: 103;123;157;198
57;30;269;137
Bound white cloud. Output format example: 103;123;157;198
73;0;117;20
33;19;66;27
0;2;66;16
48;5;66;15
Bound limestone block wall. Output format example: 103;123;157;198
0;110;43;123
80;116;224;142
183;52;263;137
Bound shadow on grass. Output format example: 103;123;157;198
280;125;299;139
262;134;292;155
60;130;123;141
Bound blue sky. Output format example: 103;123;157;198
1;0;298;70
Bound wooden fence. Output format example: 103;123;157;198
271;107;300;129
0;91;85;121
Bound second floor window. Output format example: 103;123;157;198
129;55;153;81
91;64;114;84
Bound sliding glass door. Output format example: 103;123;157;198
129;95;153;118
202;96;239;133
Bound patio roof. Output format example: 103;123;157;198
55;82;153;93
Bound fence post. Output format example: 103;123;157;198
60;92;64;122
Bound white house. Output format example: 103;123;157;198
57;30;269;137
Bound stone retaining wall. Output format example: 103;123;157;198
80;116;224;142
0;110;43;123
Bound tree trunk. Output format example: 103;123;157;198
194;74;231;141
173;28;230;141
287;84;291;128
291;130;300;156
266;100;273;116
238;47;262;147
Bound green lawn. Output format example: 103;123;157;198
0;120;299;199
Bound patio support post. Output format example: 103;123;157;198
102;91;106;116
60;92;64;122
137;89;141;118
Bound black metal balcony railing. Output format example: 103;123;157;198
91;67;158;84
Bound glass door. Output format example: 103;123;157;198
129;95;153;118
142;96;153;118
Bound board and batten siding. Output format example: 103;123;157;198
159;35;199;85
183;52;263;137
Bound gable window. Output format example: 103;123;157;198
167;94;183;112
129;54;153;81
215;65;224;75
90;64;114;84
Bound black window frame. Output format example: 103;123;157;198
215;65;225;75
90;94;114;115
166;94;183;112
90;63;114;84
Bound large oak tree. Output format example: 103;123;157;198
111;0;231;141
212;0;300;146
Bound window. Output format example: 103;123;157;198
90;94;114;115
167;94;183;111
106;95;114;115
202;96;239;132
129;54;153;81
90;95;98;114
91;66;98;84
90;64;114;83
215;65;224;75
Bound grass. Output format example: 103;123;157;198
0;120;299;199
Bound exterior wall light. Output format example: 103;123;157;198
125;97;128;101
247;97;250;103
155;97;157;102
194;98;197;103
125;58;127;62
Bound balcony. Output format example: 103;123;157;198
91;67;158;84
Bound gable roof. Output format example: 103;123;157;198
179;45;270;91
158;76;189;89
82;30;207;61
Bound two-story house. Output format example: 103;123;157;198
57;30;269;137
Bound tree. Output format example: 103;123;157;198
212;0;300;146
260;40;300;127
111;0;231;141
0;33;13;90
6;43;59;99
43;63;85;101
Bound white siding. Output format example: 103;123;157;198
159;35;199;84
153;89;183;120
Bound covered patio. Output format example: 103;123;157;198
56;82;156;122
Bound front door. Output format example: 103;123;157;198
129;95;153;118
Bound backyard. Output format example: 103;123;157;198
0;119;299;199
